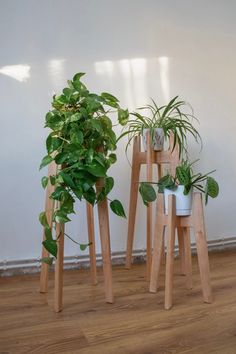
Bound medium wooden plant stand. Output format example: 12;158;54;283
39;162;113;312
150;193;212;309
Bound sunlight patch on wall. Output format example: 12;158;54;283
94;60;115;92
94;60;114;77
129;58;147;108
158;56;170;102
0;64;31;82
118;59;135;109
94;57;148;109
94;57;170;108
48;59;66;89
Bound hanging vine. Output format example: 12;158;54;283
39;73;129;264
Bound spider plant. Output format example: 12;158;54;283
118;96;201;157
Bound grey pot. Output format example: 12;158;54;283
142;128;164;151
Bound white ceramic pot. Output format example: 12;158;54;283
142;128;164;151
164;185;193;216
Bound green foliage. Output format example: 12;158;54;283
157;175;177;193
176;163;191;185
118;96;201;157
162;160;219;204
40;155;54;170
110;200;126;218
39;211;49;228
42;239;57;258
139;182;157;206
41;176;48;189
80;243;89;251
39;73;128;259
139;160;219;206
205;176;219;204
118;108;129;126
41;257;54;265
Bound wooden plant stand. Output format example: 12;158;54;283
39;162;114;312
125;132;181;279
149;193;212;310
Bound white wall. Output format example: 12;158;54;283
0;0;236;263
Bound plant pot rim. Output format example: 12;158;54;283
164;185;193;194
142;127;164;132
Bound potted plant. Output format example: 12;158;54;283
139;160;219;216
118;96;201;156
39;72;129;264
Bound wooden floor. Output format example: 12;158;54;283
0;250;236;354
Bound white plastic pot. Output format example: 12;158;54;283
164;185;193;216
142;128;164;151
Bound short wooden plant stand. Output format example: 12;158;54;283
149;193;212;310
40;162;114;312
125;132;185;279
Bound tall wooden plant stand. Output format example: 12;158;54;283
125;133;181;279
149;193;212;310
39;163;114;312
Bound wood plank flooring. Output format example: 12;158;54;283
0;250;236;354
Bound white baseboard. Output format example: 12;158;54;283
1;236;236;277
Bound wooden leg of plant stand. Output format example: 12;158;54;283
193;193;212;303
157;164;162;180
165;195;176;310
54;223;65;313
161;237;166;265
157;164;166;266
183;227;193;289
97;197;114;303
146;131;153;280
125;136;141;269
177;227;186;275
86;203;97;285
96;177;114;303
150;195;165;293
40;243;50;293
40;162;57;293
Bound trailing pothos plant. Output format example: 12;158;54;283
139;160;219;206
118;96;201;157
39;73;129;264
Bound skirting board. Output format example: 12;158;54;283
1;236;236;277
